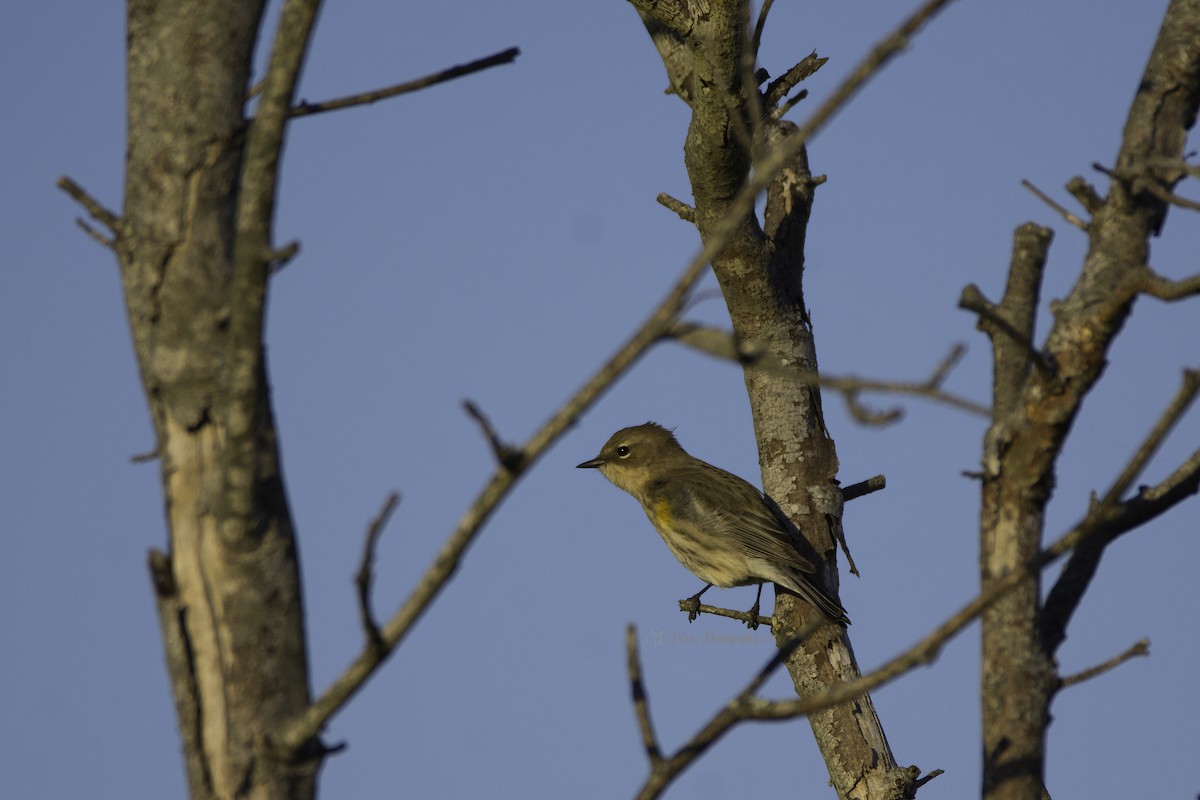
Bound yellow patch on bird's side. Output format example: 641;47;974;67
650;497;675;528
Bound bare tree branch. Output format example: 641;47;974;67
750;0;775;58
1099;369;1200;508
1021;179;1089;230
1066;175;1104;214
220;0;323;545
667;322;989;418
74;217;115;249
1140;268;1200;300
267;240;301;274
656;192;696;222
626;626;664;767
356;492;400;653
763;52;827;109
675;598;774;629
289;47;520;119
1041;369;1200;654
632;621;825;800
1095;159;1200;211
463;400;526;471
1058;639;1150;690
56;175;122;236
842;474;886;502
959;279;1054;386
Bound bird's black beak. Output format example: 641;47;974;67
576;457;604;469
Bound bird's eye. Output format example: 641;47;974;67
616;445;631;458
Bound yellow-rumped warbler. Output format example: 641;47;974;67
577;422;850;627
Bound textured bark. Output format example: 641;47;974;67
978;3;1200;799
634;2;915;797
121;1;320;797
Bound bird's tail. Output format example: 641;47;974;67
779;573;851;627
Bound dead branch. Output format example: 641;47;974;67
959;279;1054;386
668;322;989;419
356;492;400;652
289;47;520;119
656;192;696;222
842;474;887;502
1066;175;1104;214
626;626;664;767
1139;268;1200;300
56;175;121;237
763;52;827;108
1041;369;1200;654
1098;369;1199;509
675;599;775;629
1021;179;1089;230
1058;639;1150;690
463;400;525;472
632;621;824;800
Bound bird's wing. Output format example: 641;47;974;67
671;465;818;575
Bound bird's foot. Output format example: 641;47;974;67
744;599;762;630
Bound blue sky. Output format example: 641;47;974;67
2;1;1197;798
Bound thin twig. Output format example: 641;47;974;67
656;192;696;222
635;619;822;799
1041;369;1200;653
626;626;663;765
751;0;775;58
130;447;160;464
463;400;526;471
1021;179;1088;230
356;492;400;652
769;88;809;120
56;176;121;234
913;770;945;790
267;241;300;275
75;218;115;249
289;47;520;119
926;342;967;387
1058;639;1150;690
1098;368;1199;508
676;599;774;629
668;322;989;418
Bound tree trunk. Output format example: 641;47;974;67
122;1;320;797
635;2;915;796
978;3;1200;799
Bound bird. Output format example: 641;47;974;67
577;422;849;627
